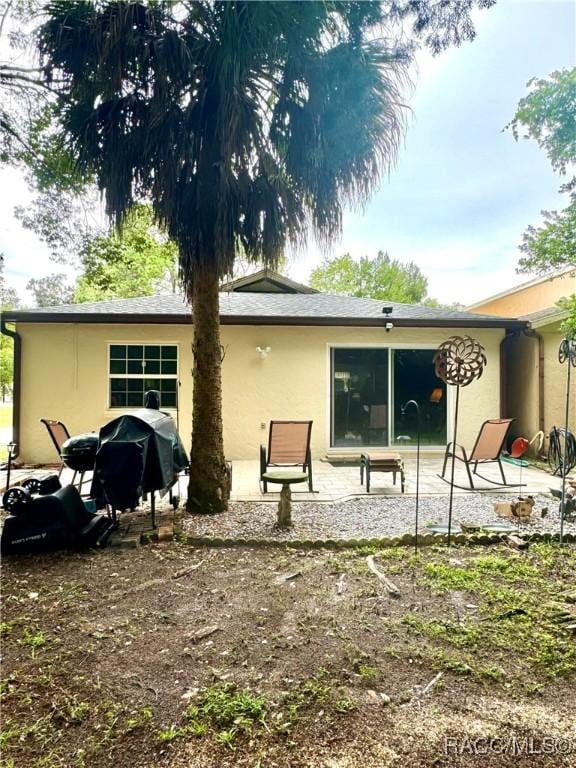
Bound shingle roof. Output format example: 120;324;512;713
519;306;569;325
2;291;527;329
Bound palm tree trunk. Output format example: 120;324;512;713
187;266;231;514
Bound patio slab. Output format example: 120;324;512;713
229;455;563;502
1;454;566;503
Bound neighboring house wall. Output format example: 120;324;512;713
541;321;575;435
471;272;576;442
469;272;576;317
505;334;539;440
17;322;504;464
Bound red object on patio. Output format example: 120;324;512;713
510;437;530;459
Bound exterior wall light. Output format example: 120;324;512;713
385;322;394;332
256;346;271;359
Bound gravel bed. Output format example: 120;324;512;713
183;493;576;542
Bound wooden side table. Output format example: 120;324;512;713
261;471;309;527
360;452;405;493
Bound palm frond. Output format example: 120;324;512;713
39;0;411;289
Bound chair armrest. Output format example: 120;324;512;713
260;444;267;477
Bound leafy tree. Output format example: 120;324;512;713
310;251;428;303
508;67;576;332
0;254;21;310
0;254;21;400
518;198;576;275
26;273;74;307
75;204;178;302
508;68;576;189
39;0;494;513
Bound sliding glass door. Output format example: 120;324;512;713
330;347;447;449
331;348;389;447
391;349;447;446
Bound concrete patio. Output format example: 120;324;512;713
229;454;561;502
2;453;563;503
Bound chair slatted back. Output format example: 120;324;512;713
268;421;312;466
469;419;513;461
41;419;71;455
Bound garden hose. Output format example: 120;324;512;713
548;427;576;477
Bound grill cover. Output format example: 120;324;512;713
91;409;188;510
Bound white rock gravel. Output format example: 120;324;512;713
183;493;576;542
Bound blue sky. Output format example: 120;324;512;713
1;0;575;305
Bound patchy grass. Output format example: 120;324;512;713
1;541;575;767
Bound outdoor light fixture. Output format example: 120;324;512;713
256;346;271;359
385;322;394;332
382;306;393;316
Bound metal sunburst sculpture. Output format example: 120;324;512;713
433;335;487;544
558;335;576;547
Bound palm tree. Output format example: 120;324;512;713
39;0;409;513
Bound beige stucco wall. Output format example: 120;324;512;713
470;272;576;317
501;323;576;441
16;322;505;464
541;322;576;435
503;333;539;439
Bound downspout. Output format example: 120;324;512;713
499;331;515;419
0;319;21;458
499;327;545;434
523;327;545;434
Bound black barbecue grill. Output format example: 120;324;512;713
90;407;188;525
61;433;99;472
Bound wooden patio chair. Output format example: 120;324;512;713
440;418;517;489
260;420;314;493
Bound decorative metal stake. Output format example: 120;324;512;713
402;400;421;554
558;335;576;547
433;336;487;545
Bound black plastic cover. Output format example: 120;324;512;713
91;409;188;510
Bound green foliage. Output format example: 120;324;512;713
510;67;576;330
508;68;576;181
0;330;14;400
75;204;178;302
18;628;47;657
411;547;576;681
26;273;74;307
334;696;357;714
518;198;576;274
309;251;428;303
557;294;576;338
163;683;269;747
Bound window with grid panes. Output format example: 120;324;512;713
108;344;178;408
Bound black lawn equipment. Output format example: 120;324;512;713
1;482;115;555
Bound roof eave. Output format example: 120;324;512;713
3;311;529;330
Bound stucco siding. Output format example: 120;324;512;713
469;272;576;317
17;322;504;464
504;334;539;439
542;324;576;435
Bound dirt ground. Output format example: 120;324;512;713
1;539;575;768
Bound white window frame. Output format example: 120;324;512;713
107;342;179;410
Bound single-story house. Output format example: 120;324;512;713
2;270;529;465
468;268;576;441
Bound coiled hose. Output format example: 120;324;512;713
548;427;576;476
